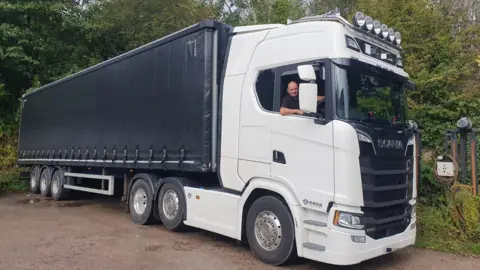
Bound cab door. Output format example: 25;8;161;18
269;62;334;213
237;58;335;213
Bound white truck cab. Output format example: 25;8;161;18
201;10;418;266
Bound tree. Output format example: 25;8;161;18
87;0;218;57
216;0;305;25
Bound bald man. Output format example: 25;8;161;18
280;81;325;116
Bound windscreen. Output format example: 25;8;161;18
332;59;408;126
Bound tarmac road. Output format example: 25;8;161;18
0;192;479;270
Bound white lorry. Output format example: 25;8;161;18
18;10;419;266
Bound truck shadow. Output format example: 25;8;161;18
13;192;407;269
179;227;405;269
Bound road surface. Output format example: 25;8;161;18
0;192;479;270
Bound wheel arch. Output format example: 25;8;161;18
237;178;301;242
155;176;194;221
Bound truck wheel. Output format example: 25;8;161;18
129;179;153;225
51;169;69;201
246;195;297;266
39;166;53;197
30;166;41;194
157;182;186;231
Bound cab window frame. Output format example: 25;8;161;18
253;59;333;121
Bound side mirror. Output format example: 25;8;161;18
297;65;316;81
299;83;318;114
405;80;416;91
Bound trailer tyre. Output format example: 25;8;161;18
30;166;41;194
246;195;297;266
129;179;154;225
39;166;53;197
51;169;69;201
158;182;186;231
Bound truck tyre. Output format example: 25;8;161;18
51;169;69;201
30;166;41;194
129;178;154;225
157;182;186;231
39;166;53;197
246;195;297;266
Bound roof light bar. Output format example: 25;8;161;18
352;11;402;46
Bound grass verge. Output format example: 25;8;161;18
415;203;480;257
414;237;480;256
0;170;29;193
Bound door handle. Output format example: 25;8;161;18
273;150;286;164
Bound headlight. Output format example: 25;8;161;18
373;20;381;35
388;28;396;42
395;31;401;45
334;211;364;230
354;12;366;28
411;205;416;218
357;132;372;143
364;16;374;31
381;24;389;38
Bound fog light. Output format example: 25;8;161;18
410;221;416;230
351;235;366;243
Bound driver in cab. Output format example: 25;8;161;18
280;81;325;116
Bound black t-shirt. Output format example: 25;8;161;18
281;95;299;110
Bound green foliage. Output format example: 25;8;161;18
416;189;480;255
352;0;480;150
218;0;305;25
0;171;28;193
88;0;218;56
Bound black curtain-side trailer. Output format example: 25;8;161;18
17;20;232;174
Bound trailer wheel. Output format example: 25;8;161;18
246;195;296;266
157;182;186;231
51;169;69;201
39;166;53;197
129;179;154;225
30;166;41;194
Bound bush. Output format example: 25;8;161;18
416;182;480;255
0;170;28;193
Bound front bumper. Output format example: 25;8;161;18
300;217;417;266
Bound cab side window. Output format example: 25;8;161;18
254;62;327;115
276;64;326;112
255;69;275;112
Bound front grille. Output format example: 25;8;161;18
359;141;414;240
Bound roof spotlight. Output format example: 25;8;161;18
394;32;401;45
381;24;389;38
354;12;366;27
364;16;374;31
373;20;381;35
388;28;395;42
